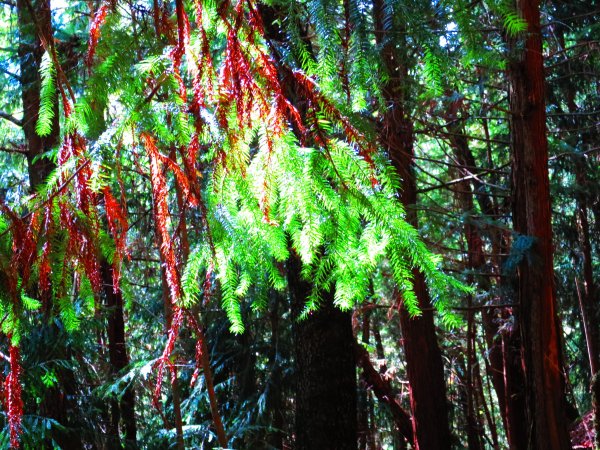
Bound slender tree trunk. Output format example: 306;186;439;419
459;102;531;449
474;340;500;449
157;239;185;450
575;161;599;377
444;100;527;448
372;2;451;448
466;301;483;450
101;262;137;447
288;253;357;450
355;341;414;444
573;158;600;447
508;1;571;447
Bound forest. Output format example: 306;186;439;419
0;0;598;448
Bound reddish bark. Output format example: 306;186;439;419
508;1;571;447
372;1;451;448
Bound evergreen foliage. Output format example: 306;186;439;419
35;51;56;138
0;0;596;447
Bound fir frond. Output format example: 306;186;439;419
36;51;56;137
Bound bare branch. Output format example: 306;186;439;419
0;67;20;81
0;111;23;127
0;144;27;154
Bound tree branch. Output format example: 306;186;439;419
355;342;414;444
0;111;23;127
0;67;20;81
0;144;27;154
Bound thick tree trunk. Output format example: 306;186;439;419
266;291;285;449
372;2;451;448
256;6;358;448
288;253;357;450
17;0;58;190
508;1;571;448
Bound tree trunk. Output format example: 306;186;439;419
256;6;358;448
17;0;58;190
101;261;137;447
508;1;571;447
372;1;451;448
355;341;413;444
574;157;600;447
266;291;285;449
17;3;85;448
288;253;357;450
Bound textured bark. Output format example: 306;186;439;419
266;292;285;449
372;1;451;448
101;262;137;447
508;1;571;448
288;253;357;450
17;0;58;190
